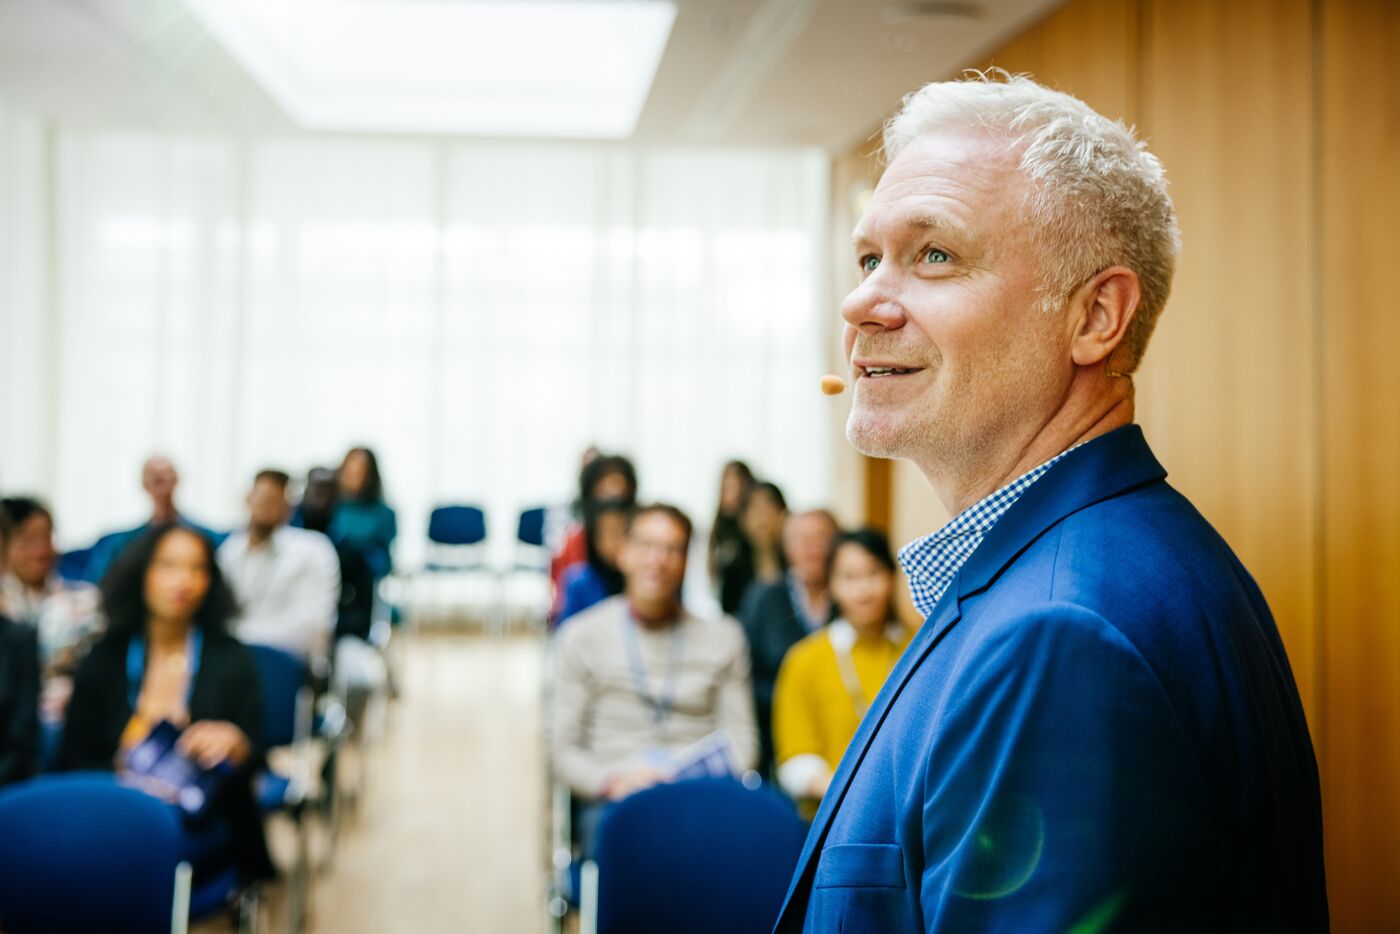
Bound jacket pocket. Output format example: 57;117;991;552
814;843;906;890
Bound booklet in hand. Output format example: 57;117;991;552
120;720;233;819
667;730;742;782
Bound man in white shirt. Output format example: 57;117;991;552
218;470;340;667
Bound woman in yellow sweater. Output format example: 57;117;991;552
772;527;911;806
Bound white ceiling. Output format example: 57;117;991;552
0;0;1064;151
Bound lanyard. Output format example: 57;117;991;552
126;630;203;712
620;611;684;732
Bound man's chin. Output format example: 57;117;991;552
845;411;913;459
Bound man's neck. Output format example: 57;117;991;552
920;380;1134;516
793;573;828;611
628;597;680;630
248;524;278;548
151;503;178;525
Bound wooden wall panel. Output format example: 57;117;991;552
1136;0;1320;721
986;0;1139;125
1318;0;1400;926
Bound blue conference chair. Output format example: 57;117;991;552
578;777;810;934
0;772;257;934
57;547;94;583
419;505;498;630
517;506;548;551
503;506;553;631
249;645;316;934
425;505;488;564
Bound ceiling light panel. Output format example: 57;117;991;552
183;0;677;138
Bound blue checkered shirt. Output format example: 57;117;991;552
898;448;1077;619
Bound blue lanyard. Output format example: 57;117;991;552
126;630;203;712
620;611;684;730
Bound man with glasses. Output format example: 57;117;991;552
550;503;758;813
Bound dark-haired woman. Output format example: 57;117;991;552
719;481;787;614
549;454;638;596
708;460;754;616
772;528;911;810
331;446;398;581
57;524;274;881
554;499;630;627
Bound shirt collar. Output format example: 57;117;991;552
898;447;1078;619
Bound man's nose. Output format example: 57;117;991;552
840;273;908;336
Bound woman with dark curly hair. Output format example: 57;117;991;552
57;523;274;881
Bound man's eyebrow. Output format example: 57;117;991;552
851;212;971;247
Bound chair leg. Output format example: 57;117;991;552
284;811;311;934
171;861;192;934
239;885;262;934
579;860;599;934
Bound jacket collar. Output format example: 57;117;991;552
775;424;1168;929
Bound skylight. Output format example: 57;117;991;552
183;0;678;138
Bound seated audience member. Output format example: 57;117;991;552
550;504;758;812
550;453;638;593
0;614;39;786
330;447;397;581
0;497;104;680
0;508;40;786
85;455;221;584
772;529;911;810
709;459;756;616
726;480;788;615
57;524;274;882
218;470;340;666
554;499;630;627
296;467;375;644
739;509;839;776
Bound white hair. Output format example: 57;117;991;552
883;70;1180;372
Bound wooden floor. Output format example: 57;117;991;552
301;632;549;933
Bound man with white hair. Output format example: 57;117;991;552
85;455;221;583
774;73;1326;931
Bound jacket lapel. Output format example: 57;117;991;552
775;581;964;927
774;425;1170;930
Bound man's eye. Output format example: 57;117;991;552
924;248;950;264
860;255;880;273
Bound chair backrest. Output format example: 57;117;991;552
249;643;309;749
593;777;810;934
0;773;184;934
427;506;487;547
57;547;94;583
517;507;548;548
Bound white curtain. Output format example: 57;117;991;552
3;113;835;568
0;101;49;497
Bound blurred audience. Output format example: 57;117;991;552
550;453;638;594
550;504;757;812
555;498;631;627
727;480;788;613
739;509;839;777
218;470;340;666
772;528;910;810
297;466;376;644
85;456;220;583
0;507;40;787
58;524;274;882
0;496;103;682
330;446;397;581
708;460;756;615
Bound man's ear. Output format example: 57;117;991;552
1071;266;1140;369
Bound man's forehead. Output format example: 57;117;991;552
854;132;1024;240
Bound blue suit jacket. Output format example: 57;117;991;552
774;426;1327;932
